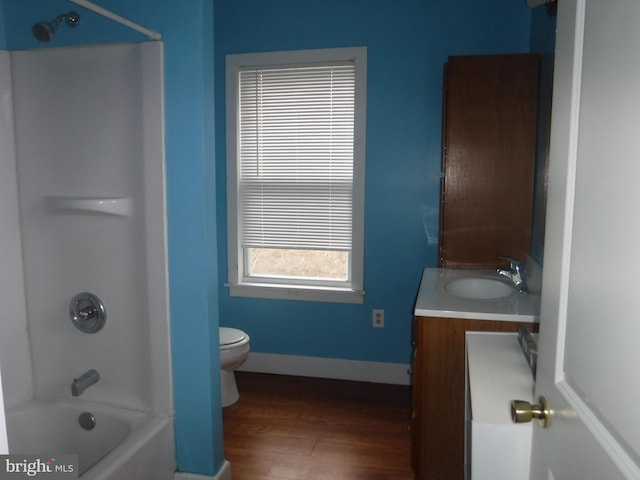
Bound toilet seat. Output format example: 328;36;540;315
220;327;249;350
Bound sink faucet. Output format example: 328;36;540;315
71;369;100;397
497;256;528;293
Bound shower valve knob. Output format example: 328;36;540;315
69;292;106;334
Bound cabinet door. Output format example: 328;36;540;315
439;54;540;269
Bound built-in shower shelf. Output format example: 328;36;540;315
45;196;133;216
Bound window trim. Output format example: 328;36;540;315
225;47;367;304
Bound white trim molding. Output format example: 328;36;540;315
225;47;367;304
175;460;231;480
239;352;411;386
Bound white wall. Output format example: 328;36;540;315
10;43;171;414
0;50;34;408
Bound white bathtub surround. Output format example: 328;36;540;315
174;461;232;480
11;41;171;412
0;42;174;479
0;50;33;408
239;352;411;386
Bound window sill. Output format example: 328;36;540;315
226;282;365;304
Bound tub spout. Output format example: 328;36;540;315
71;369;100;396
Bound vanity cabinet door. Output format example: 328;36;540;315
411;316;537;480
439;54;540;269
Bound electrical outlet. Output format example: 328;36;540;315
372;309;384;328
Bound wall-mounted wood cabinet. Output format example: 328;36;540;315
439;54;540;269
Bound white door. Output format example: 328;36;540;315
530;0;640;478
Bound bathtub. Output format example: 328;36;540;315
5;399;175;480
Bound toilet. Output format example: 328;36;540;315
219;327;250;407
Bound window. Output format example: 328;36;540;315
225;47;367;303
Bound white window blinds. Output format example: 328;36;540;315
238;63;355;251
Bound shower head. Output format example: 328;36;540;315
32;11;80;43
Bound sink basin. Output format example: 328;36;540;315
444;277;514;300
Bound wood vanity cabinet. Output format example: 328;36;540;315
410;316;538;480
439;54;540;269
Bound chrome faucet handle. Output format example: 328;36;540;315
498;256;528;292
499;255;523;272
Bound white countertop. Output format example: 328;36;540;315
414;268;540;321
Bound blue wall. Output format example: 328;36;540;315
1;0;223;475
214;0;533;365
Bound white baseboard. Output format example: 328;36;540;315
175;460;231;480
238;352;411;385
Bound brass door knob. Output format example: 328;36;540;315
511;395;551;428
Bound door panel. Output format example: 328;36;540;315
531;0;640;478
564;0;640;455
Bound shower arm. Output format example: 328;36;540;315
67;0;161;41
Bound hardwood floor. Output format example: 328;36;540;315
223;372;415;480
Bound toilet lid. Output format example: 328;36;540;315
220;327;248;347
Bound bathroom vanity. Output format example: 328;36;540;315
411;268;539;480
